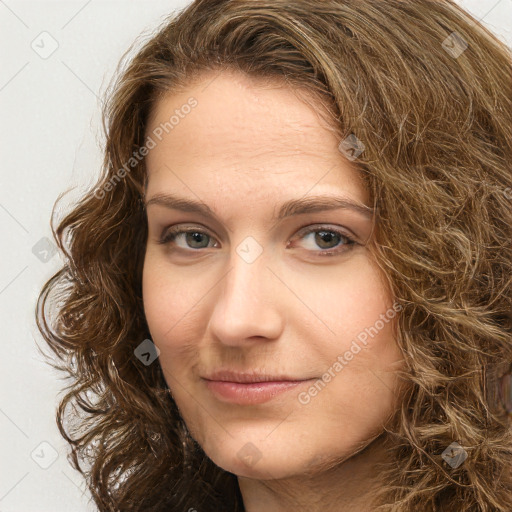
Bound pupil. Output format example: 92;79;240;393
187;232;208;248
315;231;339;249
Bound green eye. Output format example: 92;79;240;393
158;224;356;257
159;228;217;249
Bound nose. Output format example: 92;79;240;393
207;243;285;347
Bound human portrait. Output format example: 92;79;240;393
35;1;512;510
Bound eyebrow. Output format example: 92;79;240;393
144;193;375;221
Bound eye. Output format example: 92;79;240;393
157;225;218;250
290;225;357;257
157;224;357;257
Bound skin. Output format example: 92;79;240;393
142;69;405;511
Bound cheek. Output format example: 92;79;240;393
291;254;395;350
299;257;402;409
142;255;204;340
142;254;216;391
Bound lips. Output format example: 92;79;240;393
202;369;313;383
201;370;315;405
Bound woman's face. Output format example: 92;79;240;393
142;70;404;479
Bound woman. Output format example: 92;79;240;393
36;0;512;510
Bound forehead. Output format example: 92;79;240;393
148;71;336;153
144;70;368;203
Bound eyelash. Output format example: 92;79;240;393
157;224;357;257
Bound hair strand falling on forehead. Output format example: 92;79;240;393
36;0;512;510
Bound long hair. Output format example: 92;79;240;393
35;0;512;510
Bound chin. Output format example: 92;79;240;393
213;452;301;480
199;432;337;481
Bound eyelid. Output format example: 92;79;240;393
157;224;217;246
157;220;359;241
158;222;359;256
293;222;359;243
289;224;357;255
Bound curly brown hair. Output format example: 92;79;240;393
35;0;512;510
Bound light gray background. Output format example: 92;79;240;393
1;1;511;510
